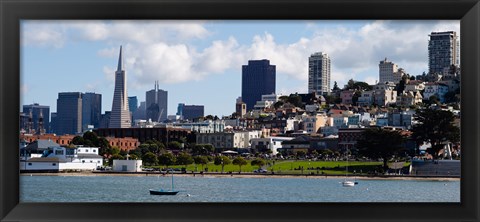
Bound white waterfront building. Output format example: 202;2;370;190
20;145;103;171
113;159;143;172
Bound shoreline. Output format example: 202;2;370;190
20;171;460;181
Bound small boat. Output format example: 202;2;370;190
149;189;179;195
150;171;179;195
341;147;358;187
342;180;356;187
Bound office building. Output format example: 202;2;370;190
22;103;50;134
308;52;331;95
241;59;276;111
82;92;102;131
128;96;138;113
109;46;131;128
146;81;168;122
428;31;460;74
177;103;204;121
56;92;82;135
128;96;138;126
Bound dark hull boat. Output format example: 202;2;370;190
149;189;179;195
149;171;180;195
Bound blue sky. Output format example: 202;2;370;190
21;20;459;117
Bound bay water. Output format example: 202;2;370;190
20;175;460;202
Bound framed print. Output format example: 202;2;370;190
1;0;479;222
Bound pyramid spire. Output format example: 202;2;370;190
117;45;124;71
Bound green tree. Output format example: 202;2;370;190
232;156;247;173
83;131;99;145
142;152;158;166
288;93;303;108
158;153;176;168
71;136;85;145
250;158;266;169
411;109;460;158
356;128;406;170
352;91;362;106
119;149;128;158
96;137;111;156
295;150;306;159
332;81;340;91
203;144;215;154
176;152;194;168
345;79;355;89
443;91;458;104
396;75;408;94
428;95;440;105
273;101;284;109
168;141;183;150
214;156;231;173
193;156;209;171
128;154;139;160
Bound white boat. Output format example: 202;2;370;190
342;180;355;187
341;147;357;187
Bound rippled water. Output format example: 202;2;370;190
20;175;460;202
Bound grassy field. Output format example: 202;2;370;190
149;160;408;175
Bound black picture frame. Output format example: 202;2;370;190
1;0;479;221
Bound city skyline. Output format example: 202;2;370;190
21;20;459;117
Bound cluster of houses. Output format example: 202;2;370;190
19;71;460;172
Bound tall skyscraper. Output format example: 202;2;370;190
378;58;399;83
56;92;82;135
428;31;460;74
241;59;276;111
82;92;102;131
133;101;146;121
308;52;331;95
22;103;50;134
128;96;138;113
146;81;168;122
109;46;131;128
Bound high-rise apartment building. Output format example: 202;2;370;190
241;59;276;111
146;81;168;122
308;52;331;96
56;92;82;135
428;31;460;74
109;46;131;128
82;92;102;131
378;58;399;83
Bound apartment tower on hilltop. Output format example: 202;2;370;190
428;31;460;75
308;52;331;95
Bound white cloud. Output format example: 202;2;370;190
21;22;66;48
23;20;460;89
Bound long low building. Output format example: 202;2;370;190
94;126;194;144
20;146;103;172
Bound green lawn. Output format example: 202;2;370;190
149;160;404;175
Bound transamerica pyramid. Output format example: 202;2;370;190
109;46;131;128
